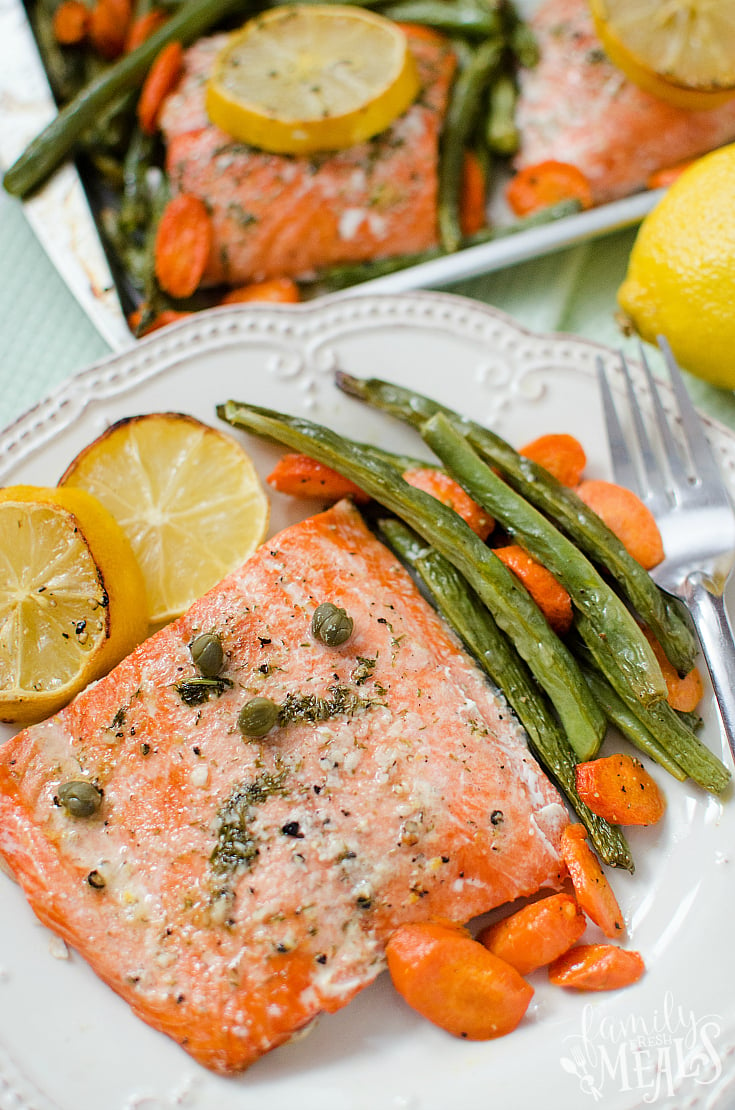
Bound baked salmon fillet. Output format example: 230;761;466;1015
0;499;568;1074
514;0;735;205
158;28;456;285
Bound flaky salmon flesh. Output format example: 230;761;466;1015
515;0;735;205
0;500;568;1074
158;27;456;285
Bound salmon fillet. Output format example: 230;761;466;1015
0;500;568;1074
514;0;735;205
158;28;456;284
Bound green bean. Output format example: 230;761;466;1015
485;72;519;156
332;373;698;676
575;613;730;795
4;0;252;197
438;38;502;253
576;662;686;781
507;14;539;68
119;126;157;235
382;0;502;36
422;411;667;711
377;517;633;869
217;400;606;760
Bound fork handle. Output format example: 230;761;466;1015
681;572;735;765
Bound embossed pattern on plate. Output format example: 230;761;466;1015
1;293;734;1110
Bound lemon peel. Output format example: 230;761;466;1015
0;485;148;724
205;4;420;154
618;143;735;389
590;0;735;110
59;413;270;628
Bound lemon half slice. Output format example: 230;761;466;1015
590;0;735;110
0;485;148;724
205;4;421;154
59;413;270;628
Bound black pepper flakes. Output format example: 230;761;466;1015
281;821;304;838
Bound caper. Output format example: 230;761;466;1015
190;632;224;677
57;780;103;818
238;696;280;738
311;602;354;647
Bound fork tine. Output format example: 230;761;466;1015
636;343;690;498
617;351;670;509
595;357;642;495
656;335;728;495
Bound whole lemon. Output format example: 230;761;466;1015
618;143;735;390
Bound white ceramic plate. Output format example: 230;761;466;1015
0;0;664;351
1;292;734;1110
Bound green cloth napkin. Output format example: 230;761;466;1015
2;187;735;433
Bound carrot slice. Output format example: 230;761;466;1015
647;161;695;190
575;479;664;570
506;161;593;217
641;626;703;710
221;277;301;304
125;8;167;52
128;308;193;336
460;150;487;237
478;893;586;976
575;753;666;826
267;454;370;503
137;40;184;134
52;0;89;44
493;545;573;635
520;433;586;487
403;468;493;540
88;0;131;59
560;824;625;939
386;921;533;1040
154;193;212;299
548;944;645;991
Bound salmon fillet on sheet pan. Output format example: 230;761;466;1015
0;499;568;1073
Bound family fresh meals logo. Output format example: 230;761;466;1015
559;992;723;1102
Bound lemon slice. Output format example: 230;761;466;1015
0;485;148;724
590;0;735;109
59;413;270;629
205;4;421;154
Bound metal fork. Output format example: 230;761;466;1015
597;337;735;759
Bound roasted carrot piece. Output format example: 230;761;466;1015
154;193;212;299
137;41;184;135
267;453;370;503
575;753;666;827
460;150;487;237
52;0;89;44
221;277;301;305
560;824;625;939
386;921;534;1040
402;468;493;540
493;545;573;635
548;944;645;991
506;161;593;217
127;308;193;337
88;0;131;59
647;161;695;190
520;432;586;487
641;626;703;710
575;479;664;570
125;8;167;52
477;893;586;976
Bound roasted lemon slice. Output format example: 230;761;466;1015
0;485;148;724
59;413;270;628
205;4;420;154
590;0;735;110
